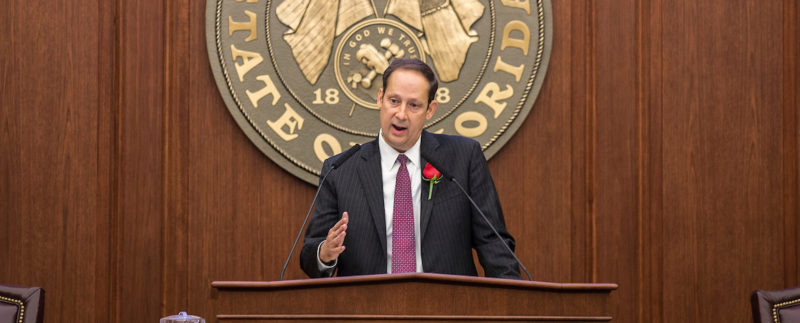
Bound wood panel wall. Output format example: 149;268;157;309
1;0;797;322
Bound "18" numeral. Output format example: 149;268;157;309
313;88;340;104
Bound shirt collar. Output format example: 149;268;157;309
378;129;421;170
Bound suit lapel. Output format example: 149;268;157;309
419;131;440;241
356;140;387;253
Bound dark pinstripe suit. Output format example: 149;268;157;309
300;131;521;279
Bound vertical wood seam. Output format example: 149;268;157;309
796;0;800;288
183;0;192;305
162;0;192;314
783;0;799;288
585;0;598;283
569;0;589;284
97;0;119;322
691;4;701;320
635;0;649;322
111;0;123;321
654;1;665;322
161;0;171;317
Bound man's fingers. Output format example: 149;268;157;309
327;224;347;240
326;230;346;249
320;212;350;262
320;231;346;262
333;230;346;246
327;212;349;239
330;212;349;231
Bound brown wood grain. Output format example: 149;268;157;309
783;0;800;290
212;274;615;323
489;0;578;284
593;2;639;323
0;0;116;322
637;0;665;322
566;0;594;286
657;1;789;323
163;0;191;317
116;0;165;321
216;314;613;322
0;0;797;322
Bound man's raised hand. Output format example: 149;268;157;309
320;212;348;263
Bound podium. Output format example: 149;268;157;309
211;273;617;322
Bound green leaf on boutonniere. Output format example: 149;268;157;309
422;162;442;200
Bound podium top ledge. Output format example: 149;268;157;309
212;273;618;292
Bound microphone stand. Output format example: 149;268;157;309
279;144;361;280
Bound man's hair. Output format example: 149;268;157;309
381;58;439;104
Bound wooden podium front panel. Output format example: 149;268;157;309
211;274;617;322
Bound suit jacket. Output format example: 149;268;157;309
300;131;521;279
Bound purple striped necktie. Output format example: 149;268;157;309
392;154;416;273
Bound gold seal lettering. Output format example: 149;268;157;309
455;111;488;137
228;10;258;42
501;0;530;14
501;20;530;55
475;82;514;118
313;133;343;162
494;56;525;82
230;44;264;82
267;103;305;141
246;75;281;108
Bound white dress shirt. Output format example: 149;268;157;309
317;130;424;273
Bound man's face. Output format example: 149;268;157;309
378;69;438;153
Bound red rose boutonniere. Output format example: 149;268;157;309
422;163;442;200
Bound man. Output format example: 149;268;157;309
300;58;521;279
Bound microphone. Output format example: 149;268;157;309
422;154;533;281
331;144;361;169
280;144;361;280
